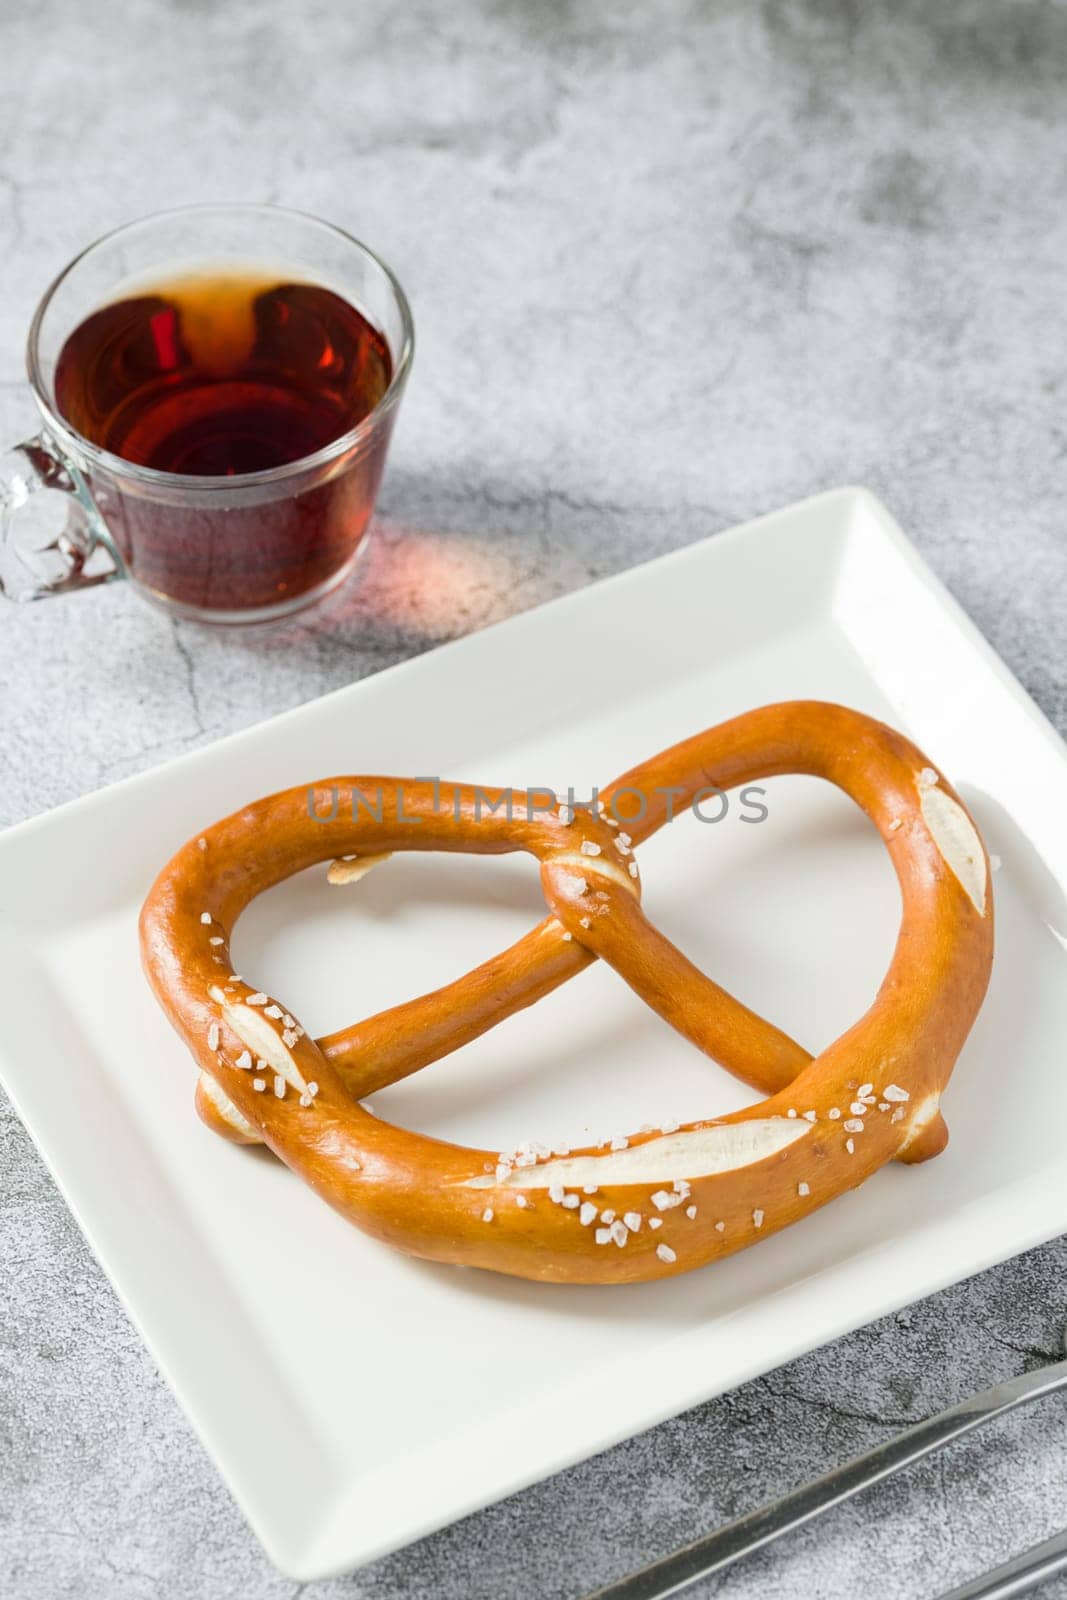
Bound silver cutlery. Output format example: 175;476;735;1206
934;1524;1067;1600
585;1329;1067;1600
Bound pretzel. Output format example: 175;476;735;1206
139;701;993;1284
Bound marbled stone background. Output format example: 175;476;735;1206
1;1;1066;1596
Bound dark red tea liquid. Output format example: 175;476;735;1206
53;272;395;616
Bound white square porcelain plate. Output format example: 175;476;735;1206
3;489;1067;1581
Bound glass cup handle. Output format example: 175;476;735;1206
0;434;124;602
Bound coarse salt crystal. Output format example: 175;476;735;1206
753;1208;764;1229
299;1093;312;1107
246;993;268;1006
601;1209;616;1224
561;932;573;941
624;1212;642;1232
516;1195;529;1209
918;767;939;788
628;862;639;878
282;1030;298;1047
857;1083;873;1098
274;1076;286;1099
850;1102;868;1116
714;1221;725;1233
197;838;207;850
252;1078;265;1092
883;1084;910;1102
207;1023;219;1051
235;1050;252;1070
482;1208;494;1223
548;1182;565;1204
209;936;224;946
685;1205;697;1220
595;1228;612;1246
307;1083;318;1098
787;1108;798;1119
891;1108;905;1124
583;1184;598;1195
844;1118;864;1133
580;840;602;856
200;912;212;925
579;1202;597;1226
828;1108;841;1120
846;1138;855;1154
649;1217;663;1230
656;1243;677;1264
264;1004;283;1019
888;817;902;832
610;1220;629;1248
579;916;591;929
798;1182;810;1197
562;1194;580;1209
610;1135;629;1151
803;1110;817;1122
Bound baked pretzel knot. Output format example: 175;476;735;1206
140;702;993;1285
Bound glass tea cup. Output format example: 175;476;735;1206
0;204;414;624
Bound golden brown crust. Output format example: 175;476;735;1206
140;702;994;1284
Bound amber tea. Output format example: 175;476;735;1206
52;271;395;615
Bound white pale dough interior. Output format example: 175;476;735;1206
918;782;987;915
548;851;638;894
898;1091;941;1153
221;1000;310;1094
327;852;393;886
464;1119;811;1189
198;1071;257;1139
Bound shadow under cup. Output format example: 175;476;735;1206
25;207;414;624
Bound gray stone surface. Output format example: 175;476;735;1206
1;1;1066;1596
